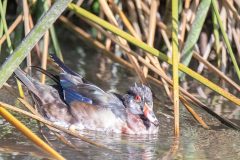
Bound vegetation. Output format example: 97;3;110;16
0;0;239;159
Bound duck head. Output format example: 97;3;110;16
122;83;159;127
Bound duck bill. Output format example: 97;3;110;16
143;103;159;126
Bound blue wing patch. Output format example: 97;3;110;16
60;77;92;104
63;87;93;104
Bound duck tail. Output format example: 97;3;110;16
14;68;40;97
49;54;79;76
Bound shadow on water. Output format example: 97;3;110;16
0;29;240;160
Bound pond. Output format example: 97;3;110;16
0;29;240;160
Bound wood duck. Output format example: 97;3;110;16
14;55;159;134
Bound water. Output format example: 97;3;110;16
0;30;240;160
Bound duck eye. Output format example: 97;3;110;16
134;95;141;102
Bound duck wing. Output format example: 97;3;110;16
57;71;124;109
61;82;127;120
50;54;127;119
50;54;80;76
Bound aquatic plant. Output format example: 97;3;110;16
0;0;239;159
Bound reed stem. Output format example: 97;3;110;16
172;0;180;137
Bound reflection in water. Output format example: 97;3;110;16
65;132;161;160
0;30;240;160
0;126;50;160
1;122;240;160
210;96;240;120
161;138;179;160
0;143;49;160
